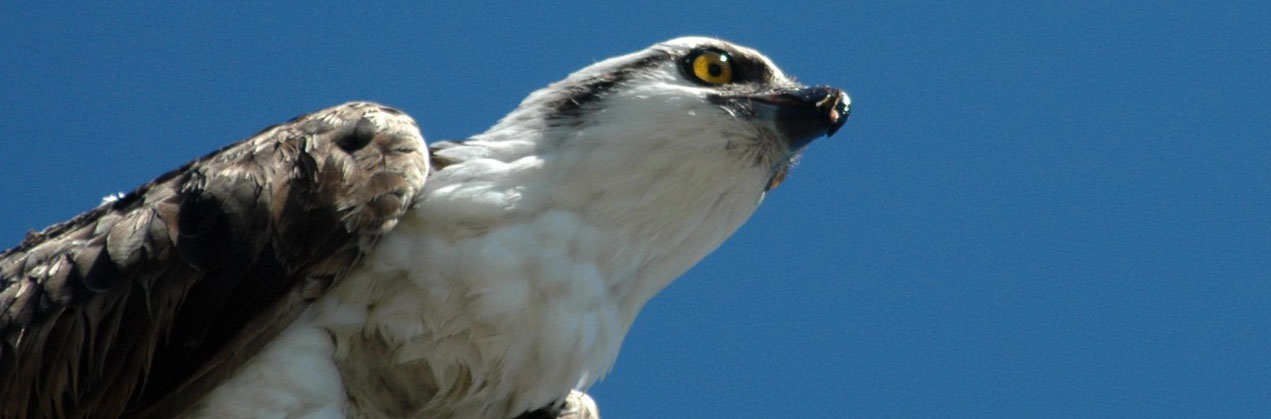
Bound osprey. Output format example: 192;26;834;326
0;37;849;418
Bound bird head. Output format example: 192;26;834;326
477;36;850;193
431;36;851;240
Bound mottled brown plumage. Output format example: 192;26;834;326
0;102;429;418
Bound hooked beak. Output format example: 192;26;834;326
748;85;850;151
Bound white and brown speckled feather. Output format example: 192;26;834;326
0;102;428;418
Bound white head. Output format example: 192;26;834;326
436;36;850;201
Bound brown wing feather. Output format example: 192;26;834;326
0;102;429;418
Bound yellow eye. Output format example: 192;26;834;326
688;49;734;85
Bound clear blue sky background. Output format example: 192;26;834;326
2;2;1268;418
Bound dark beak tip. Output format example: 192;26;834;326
748;85;850;148
820;89;850;138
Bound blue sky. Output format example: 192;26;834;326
2;2;1268;418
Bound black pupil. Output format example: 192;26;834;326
707;63;723;77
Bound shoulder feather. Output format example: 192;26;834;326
0;102;428;418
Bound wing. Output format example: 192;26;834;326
0;102;429;418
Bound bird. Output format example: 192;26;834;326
0;36;849;418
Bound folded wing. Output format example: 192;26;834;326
0;102;428;418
